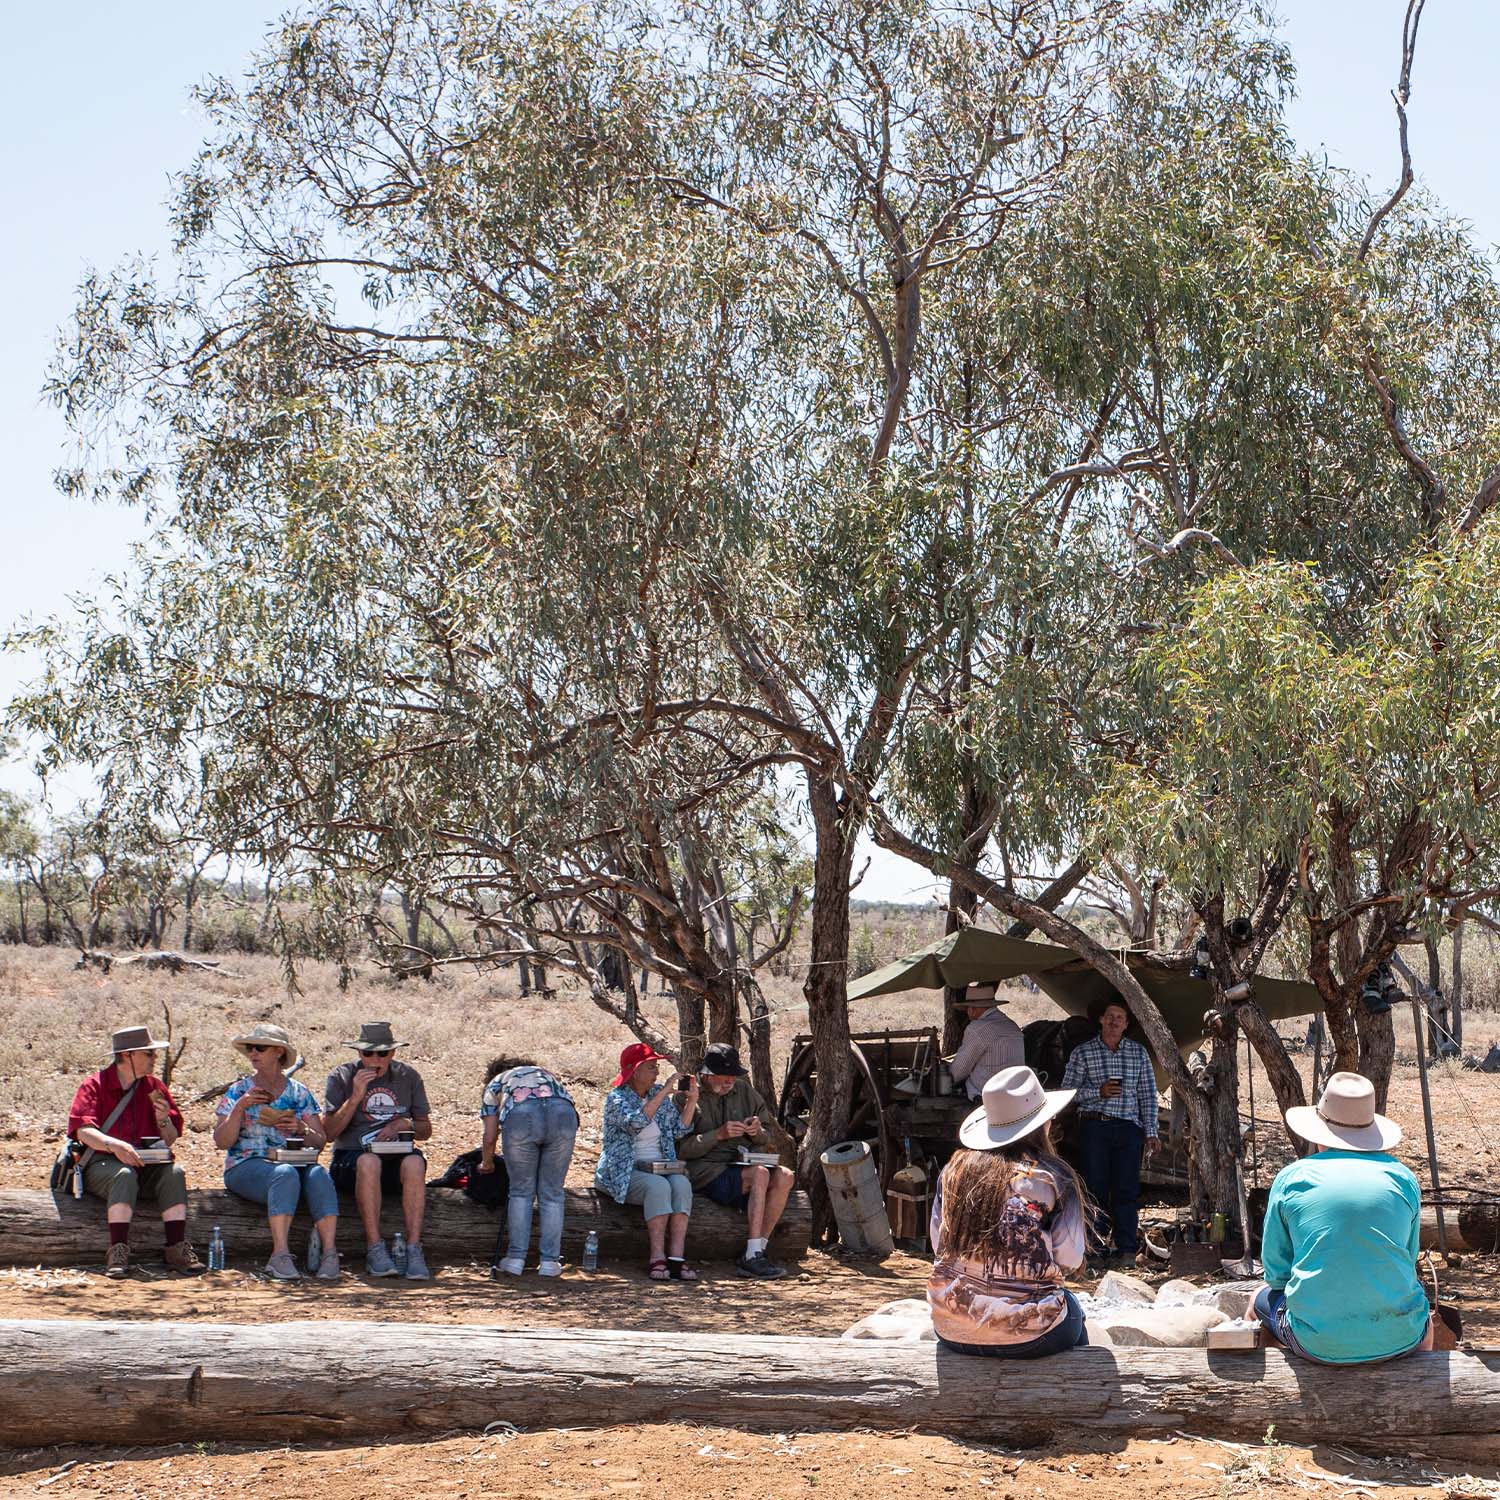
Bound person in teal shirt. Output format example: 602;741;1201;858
1254;1071;1430;1364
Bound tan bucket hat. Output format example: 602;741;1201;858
1284;1071;1402;1153
232;1022;298;1069
949;980;1010;1010
959;1065;1075;1151
108;1025;167;1058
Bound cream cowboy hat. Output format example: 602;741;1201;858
232;1022;299;1069
959;1065;1076;1151
1284;1071;1401;1153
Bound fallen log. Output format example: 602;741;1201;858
1420;1203;1500;1253
0;1185;809;1268
2;1320;1497;1458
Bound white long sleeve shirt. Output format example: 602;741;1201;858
949;1008;1026;1099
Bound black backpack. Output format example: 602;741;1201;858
435;1148;509;1208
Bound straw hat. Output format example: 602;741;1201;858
232;1022;298;1069
959;1065;1075;1151
1284;1071;1401;1153
108;1025;167;1059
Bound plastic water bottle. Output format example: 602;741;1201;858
390;1231;407;1273
208;1225;225;1272
582;1230;599;1272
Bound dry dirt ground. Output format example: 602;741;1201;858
2;944;1498;1497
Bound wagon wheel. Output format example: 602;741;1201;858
776;1040;897;1189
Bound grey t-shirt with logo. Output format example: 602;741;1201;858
324;1059;431;1151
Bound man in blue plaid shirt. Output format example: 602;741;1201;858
1062;997;1161;1264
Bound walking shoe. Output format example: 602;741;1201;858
105;1242;130;1279
537;1259;563;1278
164;1240;206;1274
306;1233;321;1276
266;1251;301;1281
315;1248;341;1282
496;1257;525;1276
735;1251;784;1279
404;1242;430;1280
365;1239;400;1277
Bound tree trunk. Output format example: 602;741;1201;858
1357;1004;1396;1111
673;984;708;1072
1;1185;809;1268
800;776;856;1239
744;975;776;1105
5;1320;1497;1458
1451;918;1465;1050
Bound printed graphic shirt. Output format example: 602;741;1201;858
324;1059;431;1151
927;1154;1087;1346
480;1065;575;1127
1061;1035;1159;1135
215;1075;323;1170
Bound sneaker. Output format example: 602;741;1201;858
266;1250;301;1282
403;1242;430;1280
316;1248;341;1282
496;1257;525;1276
164;1240;206;1274
306;1234;321;1276
735;1251;783;1279
105;1242;130;1279
537;1259;563;1278
365;1240;400;1277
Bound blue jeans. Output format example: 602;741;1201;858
1078;1117;1144;1256
939;1292;1089;1359
499;1096;579;1263
225;1156;339;1222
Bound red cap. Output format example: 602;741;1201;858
611;1041;670;1089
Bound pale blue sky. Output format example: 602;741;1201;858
2;2;1495;901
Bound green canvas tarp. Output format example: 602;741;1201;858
847;925;1323;1055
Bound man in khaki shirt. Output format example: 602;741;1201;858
676;1043;795;1279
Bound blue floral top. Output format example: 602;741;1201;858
594;1084;692;1203
216;1075;323;1170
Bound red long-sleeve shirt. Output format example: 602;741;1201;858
67;1067;183;1143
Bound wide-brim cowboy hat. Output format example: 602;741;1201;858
959;1065;1076;1151
107;1025;168;1058
232;1023;299;1069
1285;1070;1402;1152
947;979;1011;1010
342;1021;410;1051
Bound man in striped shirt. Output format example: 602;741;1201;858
1061;997;1160;1265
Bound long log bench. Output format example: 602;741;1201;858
3;1320;1498;1458
0;1185;811;1268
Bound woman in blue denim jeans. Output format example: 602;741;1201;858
481;1058;579;1277
213;1023;339;1281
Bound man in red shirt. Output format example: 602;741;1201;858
67;1025;204;1278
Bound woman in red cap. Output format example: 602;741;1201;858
594;1042;700;1280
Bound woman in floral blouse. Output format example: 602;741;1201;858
595;1042;699;1281
213;1022;338;1282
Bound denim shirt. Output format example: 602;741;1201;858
594;1085;691;1203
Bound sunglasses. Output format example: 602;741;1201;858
359;1048;394;1058
245;1043;279;1054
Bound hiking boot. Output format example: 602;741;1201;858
164;1240;205;1274
365;1240;400;1278
750;1252;787;1280
266;1251;301;1281
105;1242;130;1279
315;1248;341;1282
403;1242;430;1280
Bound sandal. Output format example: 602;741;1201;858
667;1258;699;1282
648;1259;671;1281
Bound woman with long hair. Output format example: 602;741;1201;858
928;1065;1090;1357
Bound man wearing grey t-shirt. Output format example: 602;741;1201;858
324;1021;433;1279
